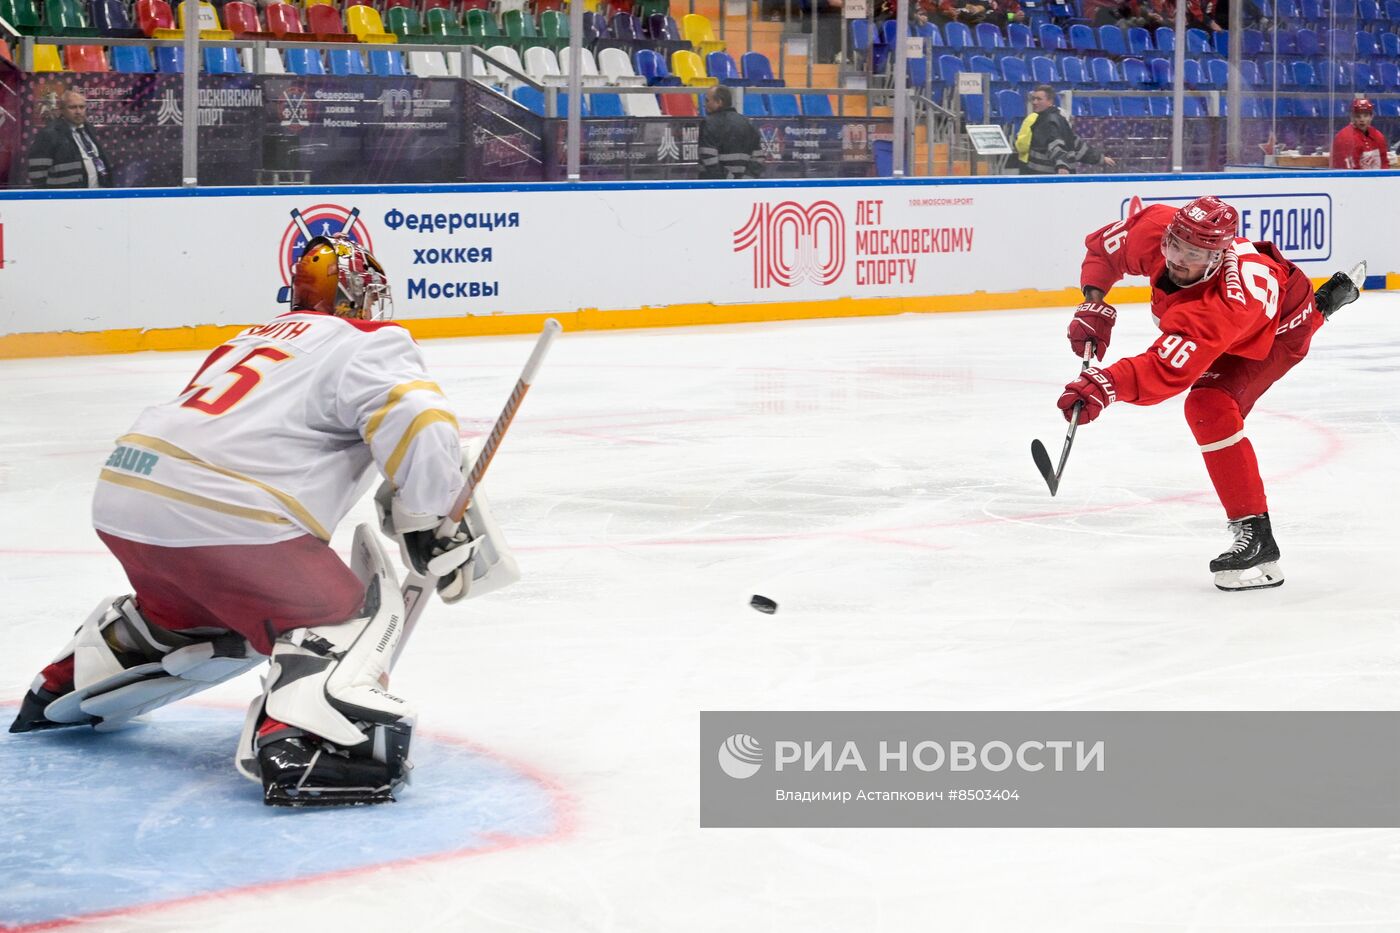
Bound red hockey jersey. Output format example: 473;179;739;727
1330;124;1390;170
1079;204;1306;406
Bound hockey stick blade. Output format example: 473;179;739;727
1348;259;1367;289
1030;438;1060;496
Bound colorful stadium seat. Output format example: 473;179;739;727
598;46;646;85
283;47;324;74
307;3;355;41
264;2;305;37
681;13;725;57
65;44;108;70
740;50;782;87
589;92;625;116
634;47;680;85
1068;23;1095;49
1038;22;1066;49
177;0;233;38
111;44;154;71
671;49;716;87
741;91;765;115
1097;24;1125;55
559;46;604;84
328;48;366;74
154;44;182;71
346;4;396;43
767;92;799;115
204;46;241;73
706;50;742;84
368;48;406;74
801;93;833;115
223;1;272;38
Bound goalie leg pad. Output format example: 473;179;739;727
10;595;263;734
236;524;415;806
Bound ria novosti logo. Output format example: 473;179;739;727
718;733;764;779
733;201;846;289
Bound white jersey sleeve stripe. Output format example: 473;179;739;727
383;409;459;484
119;432;332;540
99;469;296;528
364;380;447;445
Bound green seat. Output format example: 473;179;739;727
0;0;42;35
464;7;500;40
45;0;100;35
425;6;472;43
539;9;568;41
633;0;669;20
501;9;536;38
385;5;430;41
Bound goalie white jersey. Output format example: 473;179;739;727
93;311;464;547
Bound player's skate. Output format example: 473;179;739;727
10;595;263;734
1315;260;1366;319
1210;513;1284;592
236;524;415;807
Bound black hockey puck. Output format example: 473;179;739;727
750;595;778;614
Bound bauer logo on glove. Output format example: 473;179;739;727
1058;366;1117;424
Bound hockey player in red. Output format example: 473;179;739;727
10;235;518;805
1057;195;1361;590
1330;98;1390;170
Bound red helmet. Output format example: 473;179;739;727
1166;195;1239;252
1352;98;1375;114
290;234;393;320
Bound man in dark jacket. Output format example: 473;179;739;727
1020;85;1117;176
698;87;764;180
27;90;112;189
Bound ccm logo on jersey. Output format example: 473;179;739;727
1276;298;1315;334
105;445;158;476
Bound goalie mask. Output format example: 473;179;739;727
290;235;394;321
1161;195;1238;286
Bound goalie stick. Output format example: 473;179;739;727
1031;343;1095;497
392;318;561;667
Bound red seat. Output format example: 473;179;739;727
135;0;175;35
307;3;356;39
533;0;563;11
457;0;490;11
65;44;109;70
660;92;697;116
223;0;273;36
264;1;305;36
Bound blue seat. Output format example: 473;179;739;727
767;92;799;116
91;0;141;35
1294;28;1319;56
1148;93;1169;115
920;22;943;46
1242;29;1263;55
1185;27;1209;53
1213;29;1228;55
975;21;1003;47
1007;22;1032;47
111;44;153;72
1336;0;1357;16
553;90;589;117
1061;56;1086;85
938;53;961;86
1097;24;1126;55
1262;59;1293;87
589;92;625;116
1293;95;1322;117
1127;26;1151;54
635;48;681;85
708;51;743;84
741;92;766;116
1151;57;1171;86
1275;0;1299;16
1273;30;1298;54
1068;23;1095;49
1184;95;1206;117
155;45;183;72
1155;26;1173;51
1240;59;1261;86
1072;96;1089;115
284;48;324;75
1354;61;1378;89
962;92;984;122
1378;97;1400;117
1183;58;1204;86
849;19;873;66
907;55;927;89
1359;0;1379;20
1207;57;1229;87
1327;27;1356;55
203;46;242;74
1089;56;1118;85
1122;57;1149;86
512;86;545;115
968;53;996;75
1038;23;1065;49
1299;0;1322;19
740;51;784;87
801;93;833;115
1379;60;1400;90
994;87;1024;118
945;20;973;48
1387;0;1400;19
328;48;366;75
1088;96;1116;116
1332;60;1353;87
1001;56;1028;84
1384;31;1400;58
1118;95;1148;115
368;49;406;76
1030;55;1057;84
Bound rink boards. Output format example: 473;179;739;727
0;171;1390;357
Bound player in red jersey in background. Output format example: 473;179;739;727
1330;99;1390;171
1056;196;1362;590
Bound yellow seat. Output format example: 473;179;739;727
33;43;63;71
176;0;235;38
346;4;397;43
671;49;716;87
681;13;725;58
303;0;334;6
564;0;601;11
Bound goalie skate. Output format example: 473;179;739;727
1210;513;1284;592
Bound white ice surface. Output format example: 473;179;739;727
3;297;1399;931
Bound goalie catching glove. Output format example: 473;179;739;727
374;440;520;603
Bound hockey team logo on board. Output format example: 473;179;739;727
733;201;846;289
718;733;764;779
277;85;312;132
1126;193;1332;263
277;205;374;285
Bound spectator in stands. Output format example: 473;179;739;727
1019;85;1117;175
938;0;995;25
698;86;764;180
27;90;112;189
1330;98;1390;170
